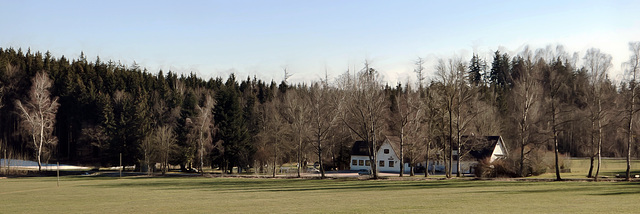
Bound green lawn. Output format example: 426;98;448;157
532;158;640;179
1;176;639;213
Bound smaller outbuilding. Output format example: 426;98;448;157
449;135;509;174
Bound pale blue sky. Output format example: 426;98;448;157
1;0;638;84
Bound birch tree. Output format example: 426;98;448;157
435;60;455;178
436;57;476;177
510;47;542;177
155;125;177;175
194;94;215;175
341;61;386;179
583;48;612;181
422;84;442;177
623;42;640;181
308;81;337;178
257;101;289;177
543;59;572;181
389;83;421;176
282;89;310;178
15;72;60;172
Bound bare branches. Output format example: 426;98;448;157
623;42;640;180
194;94;215;175
583;48;612;181
340;61;386;179
15;71;59;171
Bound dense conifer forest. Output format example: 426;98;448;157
0;44;638;179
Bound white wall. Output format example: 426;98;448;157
350;140;412;173
490;140;505;162
376;142;400;172
350;155;371;171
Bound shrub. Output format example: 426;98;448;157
473;158;518;178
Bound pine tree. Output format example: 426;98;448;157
214;74;252;174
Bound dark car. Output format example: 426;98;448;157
357;169;371;175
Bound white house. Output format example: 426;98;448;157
463;135;508;163
349;136;410;173
424;135;508;174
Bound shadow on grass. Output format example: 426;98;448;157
82;177;531;193
589;182;640;196
77;176;640;196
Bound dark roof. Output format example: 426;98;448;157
461;135;502;160
350;141;371;156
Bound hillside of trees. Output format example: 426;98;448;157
0;43;639;179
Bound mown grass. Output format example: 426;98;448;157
1;175;639;213
533;158;640;179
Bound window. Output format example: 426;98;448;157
389;161;395;168
379;160;385;167
365;160;371;166
383;149;389;154
359;160;364;166
352;159;357;166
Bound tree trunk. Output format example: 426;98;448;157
587;121;595;179
318;137;325;179
371;133;379;179
399;127;404;177
519;110;527;177
627;84;634;181
200;138;204;176
272;146;277;178
297;134;302;178
587;156;594;178
425;139;431;178
552;102;561;181
594;99;602;181
447;109;452;179
554;135;561;181
38;122;44;172
456;105;462;177
519;139;525;177
456;140;461;177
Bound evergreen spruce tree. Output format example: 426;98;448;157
214;74;252;174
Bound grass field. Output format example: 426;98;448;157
2;159;640;213
1;176;639;213
532;158;640;179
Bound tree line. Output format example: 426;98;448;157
0;43;638;180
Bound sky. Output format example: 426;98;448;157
1;0;639;84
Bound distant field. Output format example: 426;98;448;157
532;158;640;179
1;176;639;213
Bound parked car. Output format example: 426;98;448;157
357;169;371;175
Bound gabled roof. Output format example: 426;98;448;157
384;135;401;155
349;136;402;156
462;135;506;160
350;141;370;156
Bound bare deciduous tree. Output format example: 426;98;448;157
510;47;543;177
543;58;573;181
155;125;177;175
390;83;421;177
15;72;60;172
194;94;215;175
583;48;612;181
282;89;310;178
414;57;426;91
436;57;477;177
257;101;290;177
623;41;640;181
140;132;156;175
308;81;338;178
341;61;386;179
422;84;442;177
